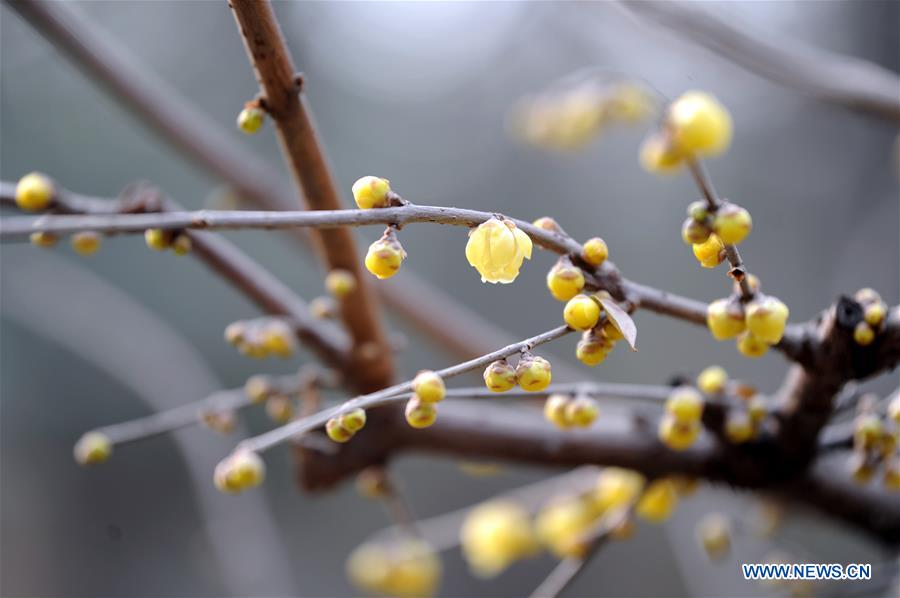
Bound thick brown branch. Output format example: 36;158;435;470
229;0;393;392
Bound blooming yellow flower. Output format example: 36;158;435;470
465;217;533;284
460;500;538;577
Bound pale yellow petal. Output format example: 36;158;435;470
513;227;533;260
487;220;516;266
465;227;487;268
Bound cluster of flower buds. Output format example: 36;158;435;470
460;500;539;577
852;288;889;347
236;101;265;135
242;374;300;424
223;318;296;359
404;370;446;429
848;393;899;491
73;431;113;466
640;90;732;174
144;228;192;256
698;365;768;444
511;79;656;151
214;450;265;494
543;393;599;429
695;513;732;561
707;287;789;358
659;387;704;451
346;537;441;598
682;199;753;269
326;407;367;443
483;353;552;394
466;217;533;284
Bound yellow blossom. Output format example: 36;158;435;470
465;217;533;284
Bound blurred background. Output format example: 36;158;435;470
1;1;898;596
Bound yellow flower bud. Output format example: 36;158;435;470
706;298;745;340
465;217;533;284
563;294;602;331
532;216;561;233
236;106;265;134
713;203;752;245
216;451;265;493
536;495;595;558
666;387;704;424
386;539;442;598
326;418;354;443
745;296;789;344
725;411;754;444
171;233;192;256
29;231;58;248
697;365;728;395
340;408;367;433
696;513;731;560
355;467;390;499
73;432;112;465
681;217;711;245
71;231;101;256
593;468;645;512
261;321;296;357
263;395;292;424
736;332;769;358
639;133;684;173
412;370;445;403
576;330;614;367
864;302;886;327
667;91;733;157
365;231;406;280
309;296;337;319
658;415;700;451
544;394;572;429
347;543;392;594
405;397;437;429
854;322;875;346
565;395;599;427
15;172;54;211
325;269;357;298
581;237;609;266
516;355;552;392
351;176;392;210
483;359;517;392
546;259;585;302
747;396;768;424
636;479;679;523
224;321;246;346
692;233;725;268
244;375;271;404
144;228;172;251
460;500;538;577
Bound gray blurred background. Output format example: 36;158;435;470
1;1;898;597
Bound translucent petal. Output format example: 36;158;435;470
465;226;487;268
513;227;533;260
487;220;516;265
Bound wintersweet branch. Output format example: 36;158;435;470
232;325;572;456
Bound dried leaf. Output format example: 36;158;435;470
597;296;638;351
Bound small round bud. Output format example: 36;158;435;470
544;394;572;429
565;395;599;427
863;302;886;327
576;330;613;367
854;288;881;305
224;322;245;346
405;397;438;429
244;375;271;404
600;319;624;342
725;411;754;444
352;176;392;210
532;217;561;233
666;387;704;423
29;231;58;248
853;414;883;450
71;231;101;256
696;365;727;395
687;200;708;222
667;91;733;157
355;468;390;499
340;408;367;433
310;296;338;319
213;460;242;494
681;217;711;245
747;396;768;424
696;513;731;561
692;234;725;268
713;203;752;245
15;172;54;211
171;233;192;256
581;237;609;266
325;269;357;299
412;370;446;403
326;418;354;443
658;415;700;451
736;332;769;358
563;294;601;331
261;321;296;357
365;236;405;279
144;228;172;251
636;479;679;523
483;359;517;392
200;409;237;434
460;500;538;577
535;495;594;558
745;296;789;344
216;451;265;493
516;355;552;392
639;133;684;173
265;395;294;424
546;260;585;302
853;322;875;346
706;298;746;340
237;106;265;134
74;432;112;465
593;468;645;511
